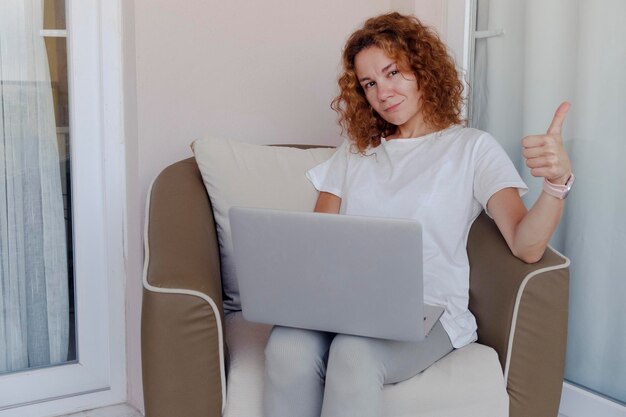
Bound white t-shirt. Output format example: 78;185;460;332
306;125;527;348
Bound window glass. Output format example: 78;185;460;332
469;0;626;406
0;0;76;375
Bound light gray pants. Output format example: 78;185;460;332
263;322;453;417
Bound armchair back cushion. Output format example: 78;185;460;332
192;137;335;312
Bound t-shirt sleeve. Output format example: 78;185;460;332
305;139;350;198
473;133;528;211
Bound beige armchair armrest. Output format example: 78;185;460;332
468;212;569;417
142;158;225;417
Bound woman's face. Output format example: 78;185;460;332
354;46;424;132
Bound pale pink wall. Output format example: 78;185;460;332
413;0;447;32
125;2;449;412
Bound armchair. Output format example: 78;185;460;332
141;144;569;417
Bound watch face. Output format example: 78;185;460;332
564;174;575;198
562;188;571;199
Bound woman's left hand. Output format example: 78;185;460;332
522;101;572;185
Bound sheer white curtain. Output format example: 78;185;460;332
0;0;69;372
472;0;626;404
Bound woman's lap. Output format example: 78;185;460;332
264;322;453;417
326;321;453;384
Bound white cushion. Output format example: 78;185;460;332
192;138;335;312
224;312;508;417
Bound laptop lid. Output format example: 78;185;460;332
229;207;443;342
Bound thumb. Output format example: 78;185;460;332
547;101;571;135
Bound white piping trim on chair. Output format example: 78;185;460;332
142;176;227;414
503;245;570;383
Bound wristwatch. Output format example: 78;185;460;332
543;173;575;199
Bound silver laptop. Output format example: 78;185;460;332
229;207;444;342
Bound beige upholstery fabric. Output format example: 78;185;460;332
224;312;508;417
192;137;335;311
142;158;225;417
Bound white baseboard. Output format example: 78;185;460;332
559;382;626;417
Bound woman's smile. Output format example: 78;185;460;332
384;101;403;112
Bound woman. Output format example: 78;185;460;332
264;12;573;417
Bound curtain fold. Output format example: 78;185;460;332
556;1;626;403
472;0;626;404
0;0;69;373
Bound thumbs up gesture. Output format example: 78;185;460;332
522;102;572;185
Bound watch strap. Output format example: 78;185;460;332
543;173;575;199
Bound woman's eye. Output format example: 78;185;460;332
364;81;376;89
389;70;399;77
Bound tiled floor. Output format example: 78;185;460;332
59;404;142;417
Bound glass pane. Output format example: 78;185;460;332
469;0;489;129
0;0;76;374
560;1;626;405
43;0;66;30
470;0;626;407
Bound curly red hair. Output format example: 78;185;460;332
332;13;464;152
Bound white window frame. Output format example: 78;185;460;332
0;0;127;415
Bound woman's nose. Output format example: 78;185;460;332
377;80;393;102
